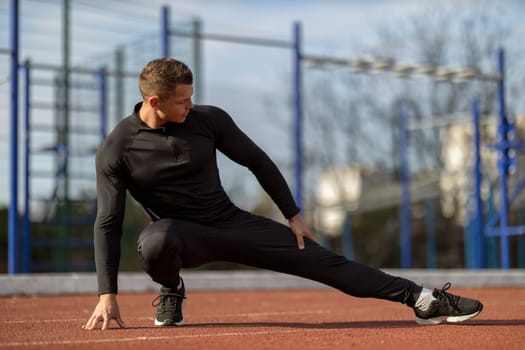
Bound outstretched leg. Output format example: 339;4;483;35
211;211;421;306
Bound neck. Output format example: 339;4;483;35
139;102;165;129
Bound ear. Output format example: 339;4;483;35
148;96;160;109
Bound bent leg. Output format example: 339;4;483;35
137;218;222;289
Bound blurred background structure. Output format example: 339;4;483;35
1;0;525;274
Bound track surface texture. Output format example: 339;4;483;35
1;287;524;349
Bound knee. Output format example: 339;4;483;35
138;230;168;264
137;221;181;266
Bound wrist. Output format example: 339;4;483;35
288;214;301;223
99;293;117;301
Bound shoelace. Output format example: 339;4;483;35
434;282;460;311
152;292;186;312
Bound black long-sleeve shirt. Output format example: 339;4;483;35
94;103;300;294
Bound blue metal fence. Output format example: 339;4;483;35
6;2;524;272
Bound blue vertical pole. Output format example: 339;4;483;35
425;199;436;268
399;105;412;268
472;96;485;268
518;201;525;268
98;67;107;139
464;217;474;268
8;0;20;274
22;60;31;273
161;5;170;57
496;48;510;269
292;22;303;209
320;234;331;250
342;214;354;260
486;185;498;267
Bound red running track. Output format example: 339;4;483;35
1;287;524;349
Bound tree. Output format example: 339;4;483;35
304;0;522;194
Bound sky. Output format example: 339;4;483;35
1;0;524;210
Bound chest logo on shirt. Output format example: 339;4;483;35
167;136;191;166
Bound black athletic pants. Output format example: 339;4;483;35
137;209;421;306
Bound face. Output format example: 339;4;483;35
154;84;194;124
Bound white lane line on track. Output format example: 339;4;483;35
0;328;340;347
1;310;330;324
204;310;330;318
1;317;149;324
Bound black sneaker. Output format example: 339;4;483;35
414;282;483;325
152;279;187;326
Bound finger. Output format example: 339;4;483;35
304;230;318;243
83;316;95;330
84;315;99;330
115;316;128;329
296;235;305;250
101;317;110;330
90;316;102;330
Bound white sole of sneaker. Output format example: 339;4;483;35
154;298;187;326
446;310;482;323
415;310;481;325
154;318;185;326
415;316;445;325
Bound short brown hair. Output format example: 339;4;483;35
139;58;193;101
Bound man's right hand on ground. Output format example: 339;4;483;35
82;293;128;330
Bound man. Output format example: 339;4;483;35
82;58;482;330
